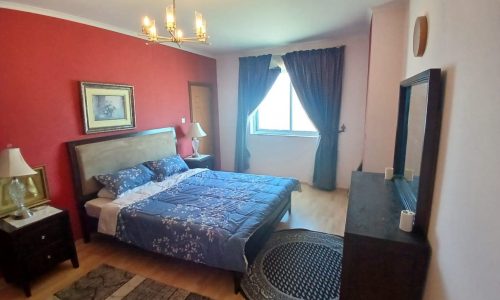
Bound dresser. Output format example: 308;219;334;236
0;207;79;297
340;172;430;300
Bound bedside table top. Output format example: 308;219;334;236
184;154;212;161
0;206;62;233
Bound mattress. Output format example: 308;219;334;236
84;197;112;218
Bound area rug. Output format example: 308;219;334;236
241;229;343;300
53;264;211;300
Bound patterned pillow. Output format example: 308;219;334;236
94;164;154;198
144;155;189;181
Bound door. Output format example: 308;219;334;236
189;83;214;155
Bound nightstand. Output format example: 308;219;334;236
183;154;215;170
0;206;79;297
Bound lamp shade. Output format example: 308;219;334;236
0;148;36;178
187;122;207;138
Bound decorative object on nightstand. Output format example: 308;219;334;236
187;122;207;157
0;206;79;297
183;154;214;170
0;147;37;219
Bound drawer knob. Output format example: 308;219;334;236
41;235;46;240
47;255;52;260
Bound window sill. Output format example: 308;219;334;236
250;131;319;138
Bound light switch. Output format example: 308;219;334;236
181;117;186;124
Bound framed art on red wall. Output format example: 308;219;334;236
80;82;136;134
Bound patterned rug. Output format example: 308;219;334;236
53;264;211;300
241;229;343;300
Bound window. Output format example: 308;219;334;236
251;72;318;136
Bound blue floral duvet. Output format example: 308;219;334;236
114;170;300;272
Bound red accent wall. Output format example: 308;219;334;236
0;9;218;239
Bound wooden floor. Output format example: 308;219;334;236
0;184;348;300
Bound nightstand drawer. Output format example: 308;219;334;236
18;217;65;253
184;155;215;170
195;161;213;169
26;241;69;277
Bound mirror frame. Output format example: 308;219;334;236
393;68;442;236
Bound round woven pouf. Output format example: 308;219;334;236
241;229;343;300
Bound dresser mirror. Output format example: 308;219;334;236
393;68;442;235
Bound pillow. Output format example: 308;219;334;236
144;155;189;181
97;187;116;199
94;164;154;198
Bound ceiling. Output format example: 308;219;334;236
2;0;397;56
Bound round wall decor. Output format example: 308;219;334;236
413;16;428;57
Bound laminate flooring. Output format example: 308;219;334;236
0;183;348;300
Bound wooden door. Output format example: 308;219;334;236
189;83;214;155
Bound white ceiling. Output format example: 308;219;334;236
2;0;397;56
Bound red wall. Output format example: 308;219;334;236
0;9;218;239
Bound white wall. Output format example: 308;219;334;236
404;1;500;299
216;33;369;188
363;0;409;172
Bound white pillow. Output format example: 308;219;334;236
97;187;116;199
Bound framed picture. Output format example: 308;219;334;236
80;82;136;134
0;166;50;218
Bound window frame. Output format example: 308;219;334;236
251;73;318;138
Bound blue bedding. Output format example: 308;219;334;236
115;170;300;272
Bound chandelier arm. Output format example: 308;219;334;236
179;37;208;42
156;37;176;43
167;29;179;43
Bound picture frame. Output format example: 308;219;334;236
80;82;136;134
0;166;50;218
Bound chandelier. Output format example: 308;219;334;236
141;0;208;47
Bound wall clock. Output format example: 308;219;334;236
413;16;428;57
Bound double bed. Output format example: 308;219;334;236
67;127;300;276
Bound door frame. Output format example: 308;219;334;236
188;82;213;122
188;81;220;169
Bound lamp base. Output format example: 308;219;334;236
11;207;33;220
192;138;201;158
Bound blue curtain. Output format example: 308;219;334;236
235;55;280;172
282;46;345;190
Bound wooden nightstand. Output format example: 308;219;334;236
0;206;79;297
183;154;215;170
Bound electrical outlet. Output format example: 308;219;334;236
181;117;186;124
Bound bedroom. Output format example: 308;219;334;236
0;0;499;299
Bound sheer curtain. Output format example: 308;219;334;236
282;46;345;190
234;54;280;172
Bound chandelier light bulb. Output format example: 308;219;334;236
176;29;183;39
143;16;151;27
166;5;175;30
195;11;203;35
150;25;158;40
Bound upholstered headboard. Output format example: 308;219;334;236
67;127;177;201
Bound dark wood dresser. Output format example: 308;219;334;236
340;172;430;300
0;207;79;297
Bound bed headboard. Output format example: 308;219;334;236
67;127;177;203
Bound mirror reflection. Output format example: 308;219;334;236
404;83;428;195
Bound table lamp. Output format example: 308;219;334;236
0;147;37;219
187;122;207;157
